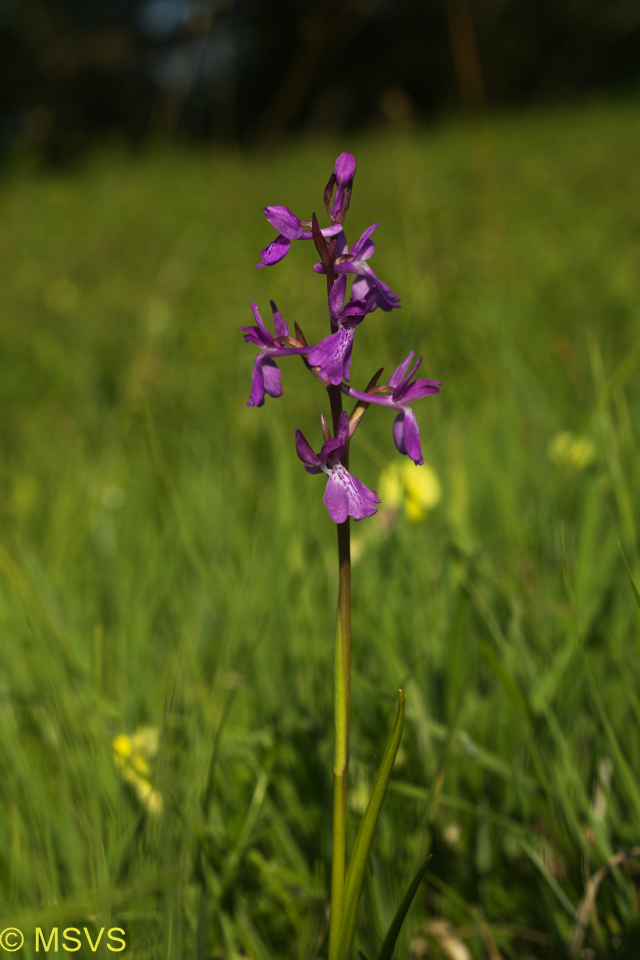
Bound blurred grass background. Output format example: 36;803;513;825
1;97;640;959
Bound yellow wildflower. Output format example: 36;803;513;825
113;726;162;814
378;460;441;523
547;431;596;470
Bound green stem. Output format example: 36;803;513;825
321;237;351;960
326;300;352;954
329;514;351;960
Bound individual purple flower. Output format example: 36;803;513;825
239;301;309;407
256;206;343;268
313;223;401;312
307;276;377;385
342;351;440;465
295;411;381;523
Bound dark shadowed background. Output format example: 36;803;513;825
3;0;640;159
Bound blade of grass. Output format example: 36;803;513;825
520;840;577;921
377;855;431;960
618;541;640;613
586;666;640;824
476;636;533;725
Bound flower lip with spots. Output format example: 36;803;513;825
295;411;381;523
342;350;441;465
239;300;309;407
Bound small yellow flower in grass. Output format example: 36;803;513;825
113;726;162;814
113;734;132;760
378;460;441;523
130;725;159;755
404;462;442;521
547;431;596;470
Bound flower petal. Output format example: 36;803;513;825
335;231;348;257
239;325;269;347
329;275;347;323
247;357;265;408
262;358;283;400
388;351;417;389
319;411;350;465
247;355;280;407
240;303;275;347
308;326;355;385
250;301;267;330
341;286;377;320
299;224;344;240
256;235;291;268
392;409;423;465
323;464;380;523
334;260;370;277
295;428;321;468
268;345;311;358
322;224;345;239
350;275;374;301
270;300;290;338
263;205;303;240
319;436;345;464
399;378;441;402
340;383;393;407
372;274;401;311
335;409;350;447
350;222;379;259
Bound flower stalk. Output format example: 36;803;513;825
320;225;354;960
241;150;440;958
330;513;351;960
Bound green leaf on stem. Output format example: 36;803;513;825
337;690;405;960
376;854;431;960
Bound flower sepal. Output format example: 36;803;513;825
239;301;310;408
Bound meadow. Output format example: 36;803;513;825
1;97;640;959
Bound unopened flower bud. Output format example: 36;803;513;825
334;152;356;186
330;152;357;221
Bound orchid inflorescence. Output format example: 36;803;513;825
242;154;440;958
241;151;440;524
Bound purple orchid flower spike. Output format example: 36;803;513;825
239;301;309;407
295;411;381;523
307;275;378;385
313;222;401;312
256;205;343;268
343;351;441;465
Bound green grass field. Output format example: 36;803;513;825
1;97;640;959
